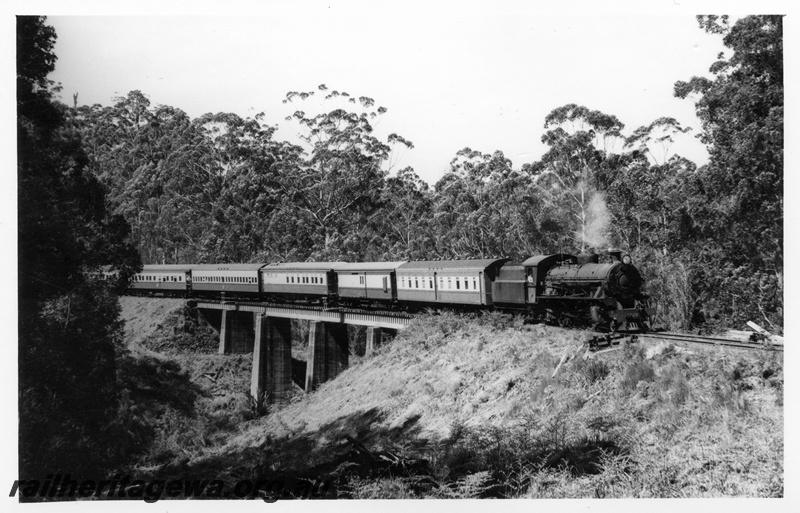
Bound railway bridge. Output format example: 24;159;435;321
188;300;411;406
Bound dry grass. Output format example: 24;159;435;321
116;300;783;498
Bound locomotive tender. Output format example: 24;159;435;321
117;250;654;332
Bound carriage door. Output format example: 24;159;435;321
526;267;537;303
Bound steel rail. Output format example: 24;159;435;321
640;331;783;352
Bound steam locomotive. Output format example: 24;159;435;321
112;249;654;332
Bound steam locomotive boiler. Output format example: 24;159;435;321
536;250;654;331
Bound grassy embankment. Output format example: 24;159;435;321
115;297;783;498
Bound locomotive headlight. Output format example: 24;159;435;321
622;254;632;265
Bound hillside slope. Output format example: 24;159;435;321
117;300;783;498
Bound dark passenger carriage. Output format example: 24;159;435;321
396;259;508;306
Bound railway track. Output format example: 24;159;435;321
585;330;783;354
639;331;783;352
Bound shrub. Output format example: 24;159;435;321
579;359;610;385
620;359;656;394
656;364;691;406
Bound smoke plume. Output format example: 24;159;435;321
574;185;611;252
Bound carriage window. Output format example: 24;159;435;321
415;278;419;289
464;278;468;290
430;278;433;289
456;279;460;290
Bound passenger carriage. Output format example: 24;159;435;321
130;264;193;296
334;262;406;303
190;263;264;296
396;259;508;306
260;262;346;300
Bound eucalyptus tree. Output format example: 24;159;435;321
368;167;435;260
525;104;626;253
274;85;414;260
432;148;558;259
193;112;296;262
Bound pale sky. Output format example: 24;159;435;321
36;3;750;185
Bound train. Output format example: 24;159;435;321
108;249;655;332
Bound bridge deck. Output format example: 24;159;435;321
190;300;412;330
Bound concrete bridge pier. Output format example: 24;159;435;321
365;327;382;356
305;321;349;392
251;315;293;406
218;310;255;354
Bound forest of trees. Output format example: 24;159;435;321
18;15;782;481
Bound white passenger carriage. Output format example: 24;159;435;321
260;262;346;299
335;262;406;302
396;259;508;306
131;264;193;295
190;263;265;295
